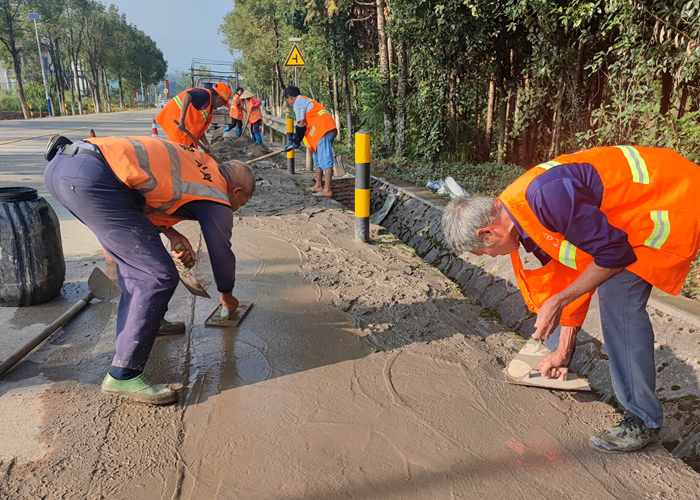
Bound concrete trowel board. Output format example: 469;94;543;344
504;369;591;391
204;302;253;328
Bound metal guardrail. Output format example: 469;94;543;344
262;112;287;136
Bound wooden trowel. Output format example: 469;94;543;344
504;339;590;391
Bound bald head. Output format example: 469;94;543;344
221;161;255;196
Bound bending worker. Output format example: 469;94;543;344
284;86;337;198
44;135;255;404
224;87;245;137
442;146;700;453
240;90;263;145
156;83;232;155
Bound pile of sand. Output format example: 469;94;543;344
211;134;283;166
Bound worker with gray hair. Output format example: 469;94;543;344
442;146;700;453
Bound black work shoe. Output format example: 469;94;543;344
590;412;660;453
157;319;185;336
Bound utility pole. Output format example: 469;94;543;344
29;13;52;116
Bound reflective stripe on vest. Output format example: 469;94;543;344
645;210;671;250
558;240;579;270
537;160;561;170
616;145;649;184
86;137;229;219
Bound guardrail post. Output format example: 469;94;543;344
286;118;295;174
355;131;371;243
306;143;313;172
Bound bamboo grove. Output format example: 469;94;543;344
221;0;700;166
0;0;166;119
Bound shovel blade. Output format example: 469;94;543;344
87;268;122;302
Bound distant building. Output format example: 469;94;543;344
0;60;17;91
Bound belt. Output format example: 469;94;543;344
61;144;105;162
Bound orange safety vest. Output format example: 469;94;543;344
247;99;262;124
86;136;230;228
298;96;337;152
156;88;214;147
230;95;243;120
499;146;700;326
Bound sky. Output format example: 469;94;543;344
107;0;236;73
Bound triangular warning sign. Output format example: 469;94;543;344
284;43;306;67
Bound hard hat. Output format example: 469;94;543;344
212;82;232;108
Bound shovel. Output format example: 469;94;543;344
172;119;223;163
0;268;122;378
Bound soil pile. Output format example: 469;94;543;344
211;134;285;167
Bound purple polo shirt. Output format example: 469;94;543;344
504;163;637;269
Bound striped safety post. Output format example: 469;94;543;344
355;131;371;243
29;104;34;119
286;117;295;174
64;103;68;116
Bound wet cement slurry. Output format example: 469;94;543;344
1;142;700;497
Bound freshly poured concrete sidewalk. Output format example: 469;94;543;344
1;163;699;498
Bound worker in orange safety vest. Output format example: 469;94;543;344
156;82;232;155
240;90;263;145
224;87;245;137
284;86;337;198
44;135;254;405
442;146;700;453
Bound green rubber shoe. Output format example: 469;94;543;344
590;412;659;453
157;319;186;335
101;373;178;405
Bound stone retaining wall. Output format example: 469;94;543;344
330;177;356;210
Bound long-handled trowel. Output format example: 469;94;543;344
504;339;590;391
0;268;122;378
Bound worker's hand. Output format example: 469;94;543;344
532;295;566;341
177;120;186;132
220;292;239;313
168;232;196;267
534;349;571;380
285;141;299;152
202;144;214;156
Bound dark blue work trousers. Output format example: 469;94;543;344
45;152;179;371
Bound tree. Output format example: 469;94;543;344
0;0;31;118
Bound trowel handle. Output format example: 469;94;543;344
171;119;223;163
0;292;95;378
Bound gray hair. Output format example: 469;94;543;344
442;195;500;255
221;161;256;196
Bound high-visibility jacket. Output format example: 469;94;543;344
230;95;243;120
156;88;214;147
298;96;337;152
86;136;230;228
499;146;700;326
247;98;262;124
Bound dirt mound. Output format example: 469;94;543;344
211;135;284;166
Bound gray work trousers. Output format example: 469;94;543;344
545;270;663;429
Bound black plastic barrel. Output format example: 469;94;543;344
0;187;66;306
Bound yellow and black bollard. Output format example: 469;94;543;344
111;103;114;112
286;117;295;174
64;103;68;116
355;131;371;243
29;104;34;119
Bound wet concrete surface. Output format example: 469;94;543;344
1;132;700;498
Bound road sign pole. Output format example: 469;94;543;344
31;15;52;116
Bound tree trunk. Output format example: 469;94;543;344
484;75;496;157
678;83;690;119
497;87;508;163
343;60;353;149
73;59;83;114
332;71;341;131
550;80;567;158
376;0;392;148
395;44;408;157
102;67;110;111
118;77;124;109
12;54;31;119
660;71;672;116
